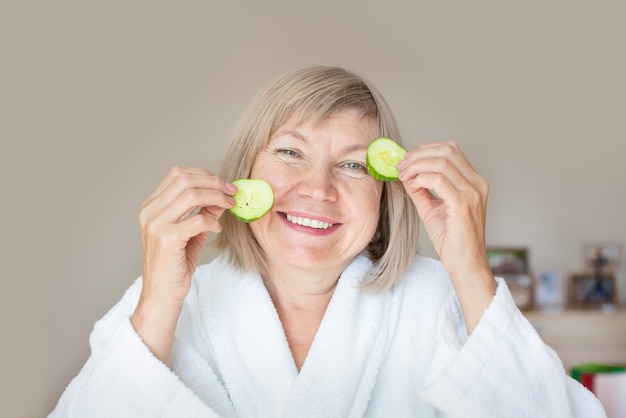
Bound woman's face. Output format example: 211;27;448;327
249;108;383;277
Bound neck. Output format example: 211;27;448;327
263;263;344;371
263;263;341;311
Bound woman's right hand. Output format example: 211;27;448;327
131;166;236;364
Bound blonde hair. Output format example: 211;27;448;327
211;66;419;292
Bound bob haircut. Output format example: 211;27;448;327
212;66;419;293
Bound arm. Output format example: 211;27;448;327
50;167;237;417
48;280;225;418
421;277;606;417
397;144;605;415
398;141;495;333
131;166;236;364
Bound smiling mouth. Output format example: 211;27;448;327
285;214;334;230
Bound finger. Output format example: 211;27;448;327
400;141;481;185
146;209;225;248
143;167;236;211
408;186;443;218
199;205;228;219
159;188;235;224
404;172;488;232
177;210;226;236
399;155;471;192
141;171;236;222
143;166;215;206
400;142;472;175
402;172;463;208
400;159;489;205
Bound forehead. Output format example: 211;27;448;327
270;108;378;144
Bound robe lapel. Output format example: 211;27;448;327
197;255;398;418
198;259;298;418
280;255;398;417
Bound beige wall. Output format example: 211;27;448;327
2;1;625;416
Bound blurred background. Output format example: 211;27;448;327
1;1;624;416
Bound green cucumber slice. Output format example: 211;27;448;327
366;137;407;181
229;178;274;222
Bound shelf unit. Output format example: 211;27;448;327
524;309;626;372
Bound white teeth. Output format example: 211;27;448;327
286;214;332;229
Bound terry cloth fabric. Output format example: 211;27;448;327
49;254;606;417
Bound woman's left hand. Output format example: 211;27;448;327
397;141;496;331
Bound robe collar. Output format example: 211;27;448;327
198;254;399;418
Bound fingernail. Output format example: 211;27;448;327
226;182;237;193
397;160;406;169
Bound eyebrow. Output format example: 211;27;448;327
342;143;369;154
283;129;308;143
276;129;369;155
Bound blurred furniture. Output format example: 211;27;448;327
571;363;626;418
524;309;626;372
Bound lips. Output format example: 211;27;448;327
285;213;334;230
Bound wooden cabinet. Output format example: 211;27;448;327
524;309;626;372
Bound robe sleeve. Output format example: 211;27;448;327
48;279;221;418
421;278;607;418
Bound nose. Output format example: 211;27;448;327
297;169;338;202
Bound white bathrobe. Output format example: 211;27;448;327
49;255;605;417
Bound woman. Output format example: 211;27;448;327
50;67;605;417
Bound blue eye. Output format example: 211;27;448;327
343;161;366;171
277;149;300;157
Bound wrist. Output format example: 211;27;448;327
448;267;497;334
131;294;183;365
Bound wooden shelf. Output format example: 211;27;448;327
524;309;626;372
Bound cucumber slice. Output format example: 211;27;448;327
229;178;274;222
366;137;407;181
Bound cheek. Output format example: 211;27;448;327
346;182;383;225
365;180;384;207
253;169;292;201
251;158;297;198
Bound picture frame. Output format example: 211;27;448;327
487;247;529;275
535;270;564;310
568;273;616;309
583;242;623;271
487;247;533;309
